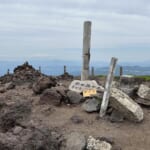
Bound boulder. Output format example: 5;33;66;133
63;132;86;150
40;88;62;106
87;136;112;150
110;88;144;122
67;91;83;104
51;86;68;103
82;98;100;112
137;84;150;100
33;76;57;94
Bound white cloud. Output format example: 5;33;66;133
0;0;150;61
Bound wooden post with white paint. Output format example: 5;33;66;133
81;21;92;81
100;57;118;117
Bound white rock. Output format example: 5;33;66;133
137;84;150;100
110;88;144;122
87;136;112;150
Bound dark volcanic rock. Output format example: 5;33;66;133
33;76;57;94
40;88;62;106
120;77;144;85
82;98;100;112
110;109;124;123
0;101;31;132
67;91;83;104
0;62;42;85
70;115;84;124
0;74;13;84
0;126;62;150
13;62;42;84
58;72;73;80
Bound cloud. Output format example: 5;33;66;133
0;0;150;61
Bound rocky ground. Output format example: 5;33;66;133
0;62;150;150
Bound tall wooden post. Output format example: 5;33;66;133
64;65;66;74
81;21;92;81
100;57;118;117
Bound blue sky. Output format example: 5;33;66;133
0;0;150;63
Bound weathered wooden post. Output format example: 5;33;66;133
91;66;95;78
64;65;66;74
120;66;123;77
7;69;10;75
39;66;41;73
100;57;118;117
81;21;92;81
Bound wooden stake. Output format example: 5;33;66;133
64;65;66;74
100;57;118;117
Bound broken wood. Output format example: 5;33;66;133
100;57;118;117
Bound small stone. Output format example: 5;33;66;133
70;115;84;124
82;98;100;112
13;126;23;135
65;132;86;150
67;91;82;104
110;109;124;123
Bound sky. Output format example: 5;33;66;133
0;0;150;63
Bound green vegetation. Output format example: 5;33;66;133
135;76;150;81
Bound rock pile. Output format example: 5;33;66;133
58;72;73;80
0;62;42;85
13;62;42;84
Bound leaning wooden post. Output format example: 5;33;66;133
100;57;118;117
81;21;92;81
64;65;66;74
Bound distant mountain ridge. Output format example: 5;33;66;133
0;60;150;76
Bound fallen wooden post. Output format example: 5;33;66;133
81;21;92;81
100;57;118;117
